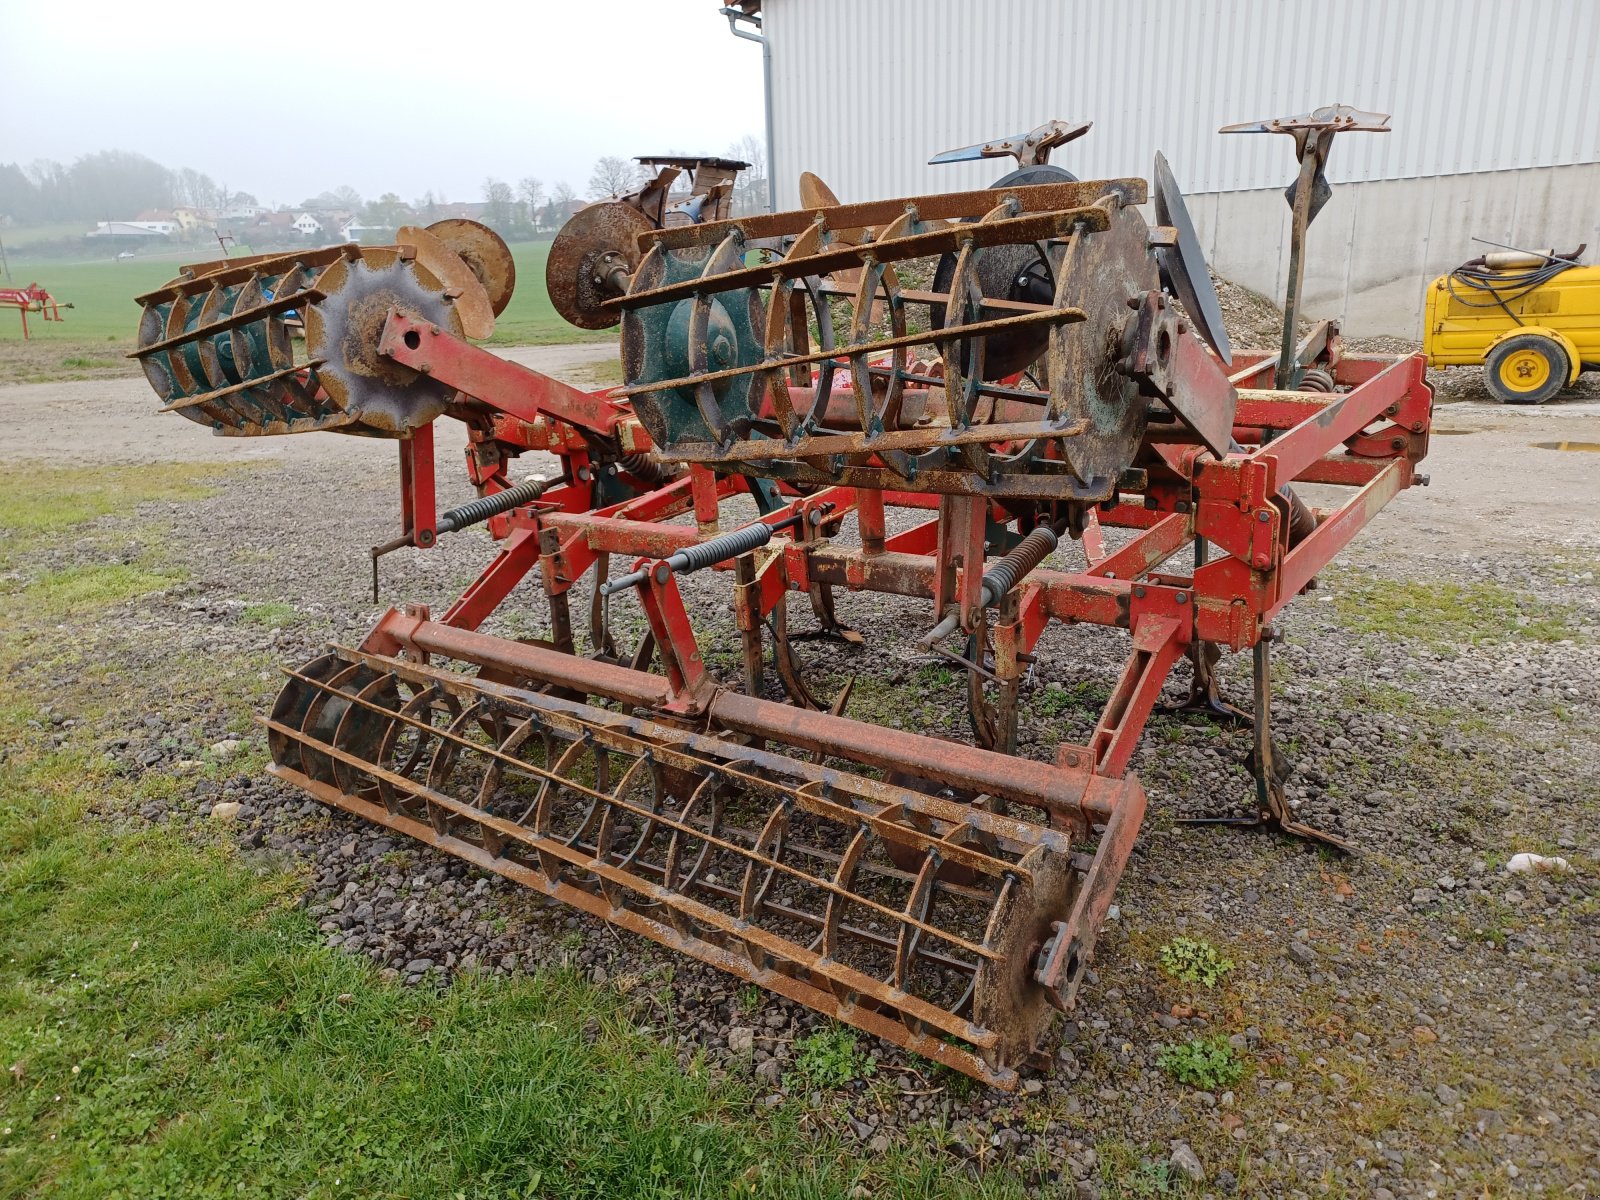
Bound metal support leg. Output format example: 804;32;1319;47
1179;637;1352;852
1164;539;1250;725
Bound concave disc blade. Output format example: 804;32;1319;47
1152;151;1232;365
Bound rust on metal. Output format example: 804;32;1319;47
132;133;1435;1088
427;217;517;316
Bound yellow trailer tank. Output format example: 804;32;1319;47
1422;247;1600;404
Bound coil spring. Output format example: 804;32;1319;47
673;520;781;573
981;526;1059;604
437;478;548;534
620;452;680;487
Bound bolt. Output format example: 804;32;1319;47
1175;591;1188;604
1257;510;1271;522
1390;437;1405;450
1134;586;1146;599
1064;751;1081;768
1254;553;1271;568
1414;473;1431;487
430;325;441;336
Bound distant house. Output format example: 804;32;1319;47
339;219;385;242
292;212;322;236
85;221;173;243
255;211;295;230
171;206;212;230
219;202;267;220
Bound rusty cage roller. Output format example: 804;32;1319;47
130;221;513;437
265;644;1095;1088
605;173;1239;522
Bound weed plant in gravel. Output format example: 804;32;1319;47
1157;1037;1245;1091
1156;938;1233;989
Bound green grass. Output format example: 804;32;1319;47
242;601;297;628
0;748;760;1199
2;240;606;351
13;563;183;618
0;463;231;563
1328;574;1585;646
487;241;617;347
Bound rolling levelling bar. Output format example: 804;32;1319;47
259;620;1145;1087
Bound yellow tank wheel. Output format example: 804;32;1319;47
1484;334;1569;405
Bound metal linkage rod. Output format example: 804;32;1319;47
922;526;1059;644
370;477;549;600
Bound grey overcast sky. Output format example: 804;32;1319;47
1;0;764;205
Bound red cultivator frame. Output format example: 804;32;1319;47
1;281;70;338
135;120;1431;1088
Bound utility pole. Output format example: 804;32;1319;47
720;6;775;213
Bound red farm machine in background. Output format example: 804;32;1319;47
129;112;1431;1089
1;281;70;338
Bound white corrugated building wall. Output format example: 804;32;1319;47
749;0;1600;336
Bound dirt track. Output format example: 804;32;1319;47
5;349;1597;557
3;347;1597;1196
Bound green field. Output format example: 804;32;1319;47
0;240;606;352
491;241;614;346
1;253;183;344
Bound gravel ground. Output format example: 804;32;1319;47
4;328;1598;1197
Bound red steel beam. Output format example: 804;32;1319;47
365;610;1123;824
380;311;632;436
1272;458;1408;611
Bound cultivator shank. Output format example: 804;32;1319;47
137;115;1432;1088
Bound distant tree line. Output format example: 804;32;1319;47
0;135;769;247
476;177;578;241
0;150;252;224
